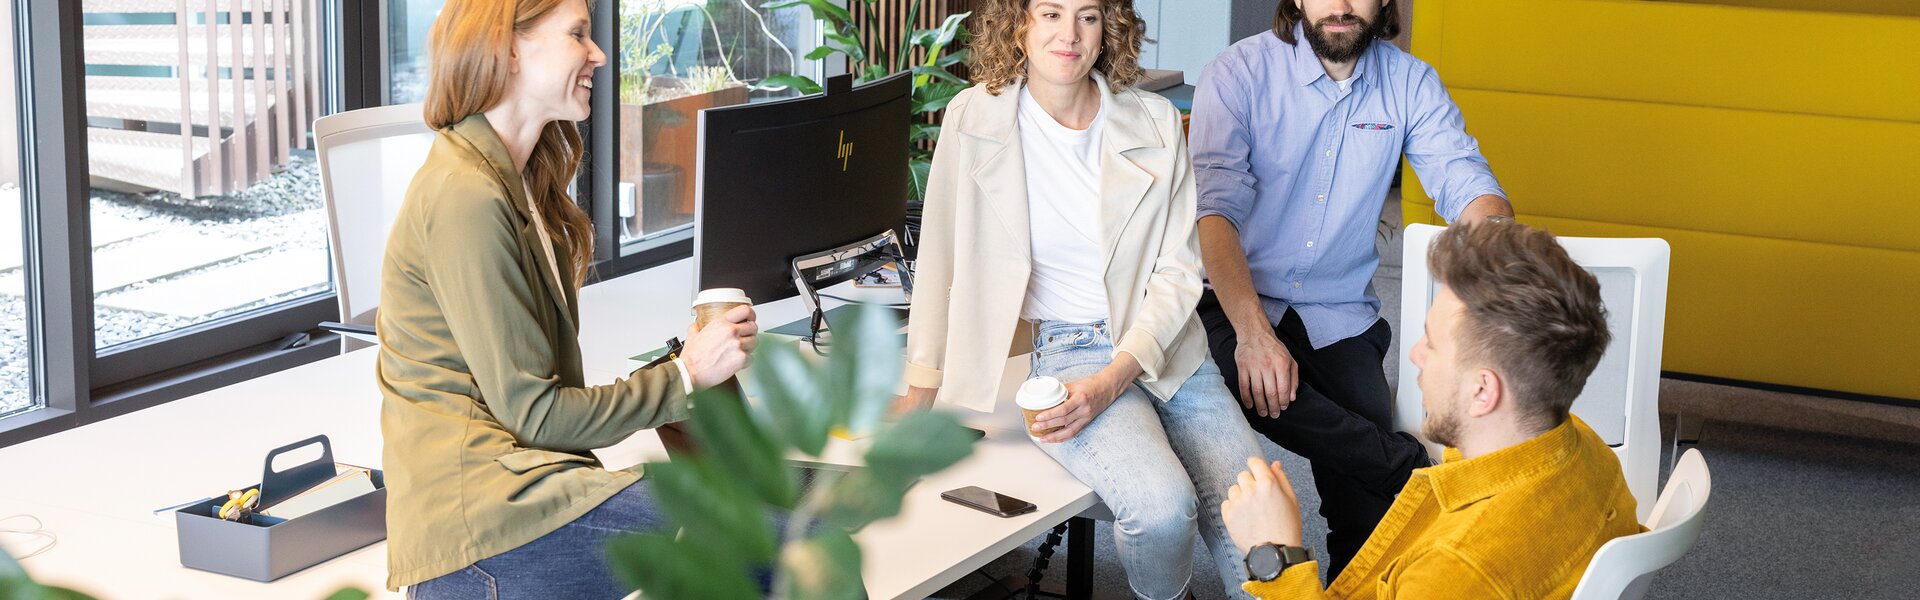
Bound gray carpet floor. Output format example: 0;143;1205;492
925;192;1920;599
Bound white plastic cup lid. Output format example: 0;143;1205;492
692;288;752;308
1016;376;1068;410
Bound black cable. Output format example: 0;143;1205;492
1026;523;1069;600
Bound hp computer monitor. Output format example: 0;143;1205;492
693;72;911;307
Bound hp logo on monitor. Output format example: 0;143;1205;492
837;130;854;171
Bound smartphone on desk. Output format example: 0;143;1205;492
941;486;1036;518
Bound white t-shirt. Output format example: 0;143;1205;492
1016;87;1110;323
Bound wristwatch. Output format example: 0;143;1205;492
1244;543;1313;582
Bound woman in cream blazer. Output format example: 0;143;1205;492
899;1;1264;598
377;0;755;596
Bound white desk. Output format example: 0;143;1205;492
0;258;1097;599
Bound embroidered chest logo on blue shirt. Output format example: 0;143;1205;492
1351;122;1395;131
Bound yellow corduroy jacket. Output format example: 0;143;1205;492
1246;416;1645;599
375;114;689;590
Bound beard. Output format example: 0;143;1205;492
1303;13;1378;63
1422;392;1464;449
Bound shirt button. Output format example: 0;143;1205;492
1324;150;1334;158
1306;241;1315;248
1292;282;1301;289
1317;194;1326;203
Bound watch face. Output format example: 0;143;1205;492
1246;545;1283;580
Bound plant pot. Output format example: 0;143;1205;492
617;80;751;240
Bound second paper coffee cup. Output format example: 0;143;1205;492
1016;376;1069;437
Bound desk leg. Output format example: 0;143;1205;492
1067;516;1093;600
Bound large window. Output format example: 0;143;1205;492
83;0;331;352
0;0;341;447
611;0;819;251
378;0;823;261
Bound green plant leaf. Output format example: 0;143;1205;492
803;45;840;61
909;65;966;85
909;158;933;203
917;13;970;51
816;468;906;530
825;304;904;437
936;48;970;68
778;530;864;600
864;411;975;488
322;589;371;600
757;74;823;95
862;64;891;82
748;339;833;455
763;0;850;27
0;549;97;600
645;459;780;564
689;387;798;509
909;123;941;143
912;82;966;114
608;533;762;600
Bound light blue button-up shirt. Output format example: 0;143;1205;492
1191;26;1504;349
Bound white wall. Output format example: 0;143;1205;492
1135;0;1232;78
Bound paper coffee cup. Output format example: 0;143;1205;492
692;288;752;327
1017;376;1069;436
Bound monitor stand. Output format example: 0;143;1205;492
788;229;912;351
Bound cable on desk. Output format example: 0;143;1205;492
817;293;908;308
1;514;58;560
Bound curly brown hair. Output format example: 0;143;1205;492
969;0;1146;96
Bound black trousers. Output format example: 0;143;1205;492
1196;290;1428;580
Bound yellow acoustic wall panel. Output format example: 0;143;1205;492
1656;0;1920;19
1434;89;1920;253
1401;0;1920;401
1417;0;1920;122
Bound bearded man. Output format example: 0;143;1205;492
1189;0;1515;577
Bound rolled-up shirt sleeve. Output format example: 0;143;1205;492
1403;66;1505;223
1190;54;1261;232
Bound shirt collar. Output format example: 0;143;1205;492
1426;415;1589;512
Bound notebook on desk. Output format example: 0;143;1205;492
260;465;377;520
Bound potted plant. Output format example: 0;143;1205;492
606;303;978;598
618;1;752;238
759;0;970;205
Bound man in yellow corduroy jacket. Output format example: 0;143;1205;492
1220;221;1647;599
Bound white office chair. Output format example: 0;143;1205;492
1394;223;1671;520
314;103;435;351
1571;448;1712;600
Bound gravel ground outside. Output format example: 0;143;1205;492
1;153;330;416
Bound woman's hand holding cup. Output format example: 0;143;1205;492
680;289;758;390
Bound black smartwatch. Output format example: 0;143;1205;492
1244;543;1313;582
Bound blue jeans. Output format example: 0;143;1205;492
407;480;664;599
1029;321;1265;600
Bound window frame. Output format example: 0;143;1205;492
0;0;346;448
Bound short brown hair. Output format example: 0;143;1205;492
969;0;1147;95
1272;0;1401;46
1429;221;1609;433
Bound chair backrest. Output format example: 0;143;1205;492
1394;223;1671;519
1570;448;1713;600
314;104;434;348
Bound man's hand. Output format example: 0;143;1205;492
1031;369;1127;443
1221;456;1305;555
678;305;758;390
1236;329;1298;418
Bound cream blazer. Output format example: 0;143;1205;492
905;72;1209;412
